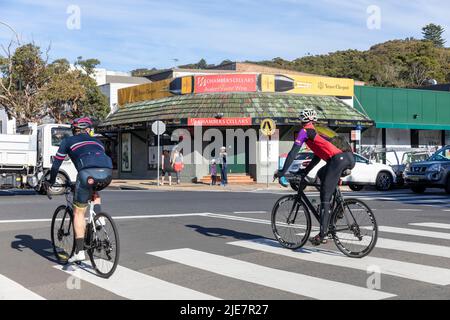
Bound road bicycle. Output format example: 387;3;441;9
46;182;120;278
272;170;378;258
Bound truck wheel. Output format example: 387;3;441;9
349;184;364;192
411;186;426;194
376;172;393;191
48;173;67;196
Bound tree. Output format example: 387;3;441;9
0;42;50;123
0;42;109;125
422;23;446;48
197;59;208;69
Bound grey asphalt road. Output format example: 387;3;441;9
0;188;449;300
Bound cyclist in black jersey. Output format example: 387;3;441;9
45;117;113;263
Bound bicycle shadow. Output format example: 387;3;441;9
185;224;271;241
11;234;59;264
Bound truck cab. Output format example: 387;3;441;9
0;123;77;193
37;124;77;194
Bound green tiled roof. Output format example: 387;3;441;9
102;92;371;126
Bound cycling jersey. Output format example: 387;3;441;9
49;133;113;184
294;122;346;161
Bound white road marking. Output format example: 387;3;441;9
0;213;210;224
233;211;268;214
148;248;396;300
229;239;450;285
377;226;450;240
409;223;450;230
395;209;423;212
376;238;450;259
54;263;218;300
0;274;45;300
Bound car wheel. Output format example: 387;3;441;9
376;172;393;191
349;184;364;192
411;186;426;194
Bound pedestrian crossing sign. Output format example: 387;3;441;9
260;118;276;136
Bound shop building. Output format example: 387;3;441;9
99;67;372;183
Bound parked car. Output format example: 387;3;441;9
285;152;397;191
366;148;432;186
404;145;450;194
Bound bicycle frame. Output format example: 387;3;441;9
62;186;100;245
288;177;353;233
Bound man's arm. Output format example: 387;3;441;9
278;129;308;176
49;140;68;184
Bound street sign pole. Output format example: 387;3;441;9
267;136;269;189
157;122;160;187
260;119;276;190
152;121;166;187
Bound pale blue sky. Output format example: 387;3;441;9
1;0;449;72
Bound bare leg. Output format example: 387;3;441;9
73;205;87;239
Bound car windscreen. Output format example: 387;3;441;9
429;148;450;162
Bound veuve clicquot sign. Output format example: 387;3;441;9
118;73;354;106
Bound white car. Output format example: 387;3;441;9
287;152;397;191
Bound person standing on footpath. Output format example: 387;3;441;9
171;147;184;185
219;146;228;186
210;159;217;186
161;149;172;186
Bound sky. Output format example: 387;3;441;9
0;0;449;72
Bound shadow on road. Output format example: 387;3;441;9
11;234;59;264
186;224;270;241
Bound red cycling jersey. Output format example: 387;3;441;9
295;122;343;161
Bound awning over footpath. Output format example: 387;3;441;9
100;92;373;132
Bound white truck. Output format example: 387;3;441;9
0;123;77;194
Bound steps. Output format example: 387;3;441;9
199;173;256;185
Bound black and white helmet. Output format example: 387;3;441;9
299;109;318;123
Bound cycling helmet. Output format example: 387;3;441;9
299;109;318;123
71;117;93;130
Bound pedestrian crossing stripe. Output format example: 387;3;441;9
147;248;396;300
409;222;450;230
0;274;45;300
228;238;450;285
53;262;219;300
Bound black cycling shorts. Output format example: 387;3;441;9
74;168;112;208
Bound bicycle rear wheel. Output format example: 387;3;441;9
87;212;120;278
331;199;378;258
51;205;75;264
271;195;311;250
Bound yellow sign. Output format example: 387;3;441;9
260;118;276;136
259;74;354;97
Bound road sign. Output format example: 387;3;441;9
152;121;166;136
152;121;166;187
260;119;276;136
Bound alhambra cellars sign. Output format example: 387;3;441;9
194;74;257;93
188;118;252;127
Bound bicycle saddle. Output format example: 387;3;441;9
341;169;352;178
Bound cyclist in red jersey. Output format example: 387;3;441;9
275;109;355;246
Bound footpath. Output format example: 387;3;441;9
108;179;352;192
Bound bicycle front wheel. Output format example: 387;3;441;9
87;212;120;278
331;199;378;258
271;195;311;250
51;205;75;264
